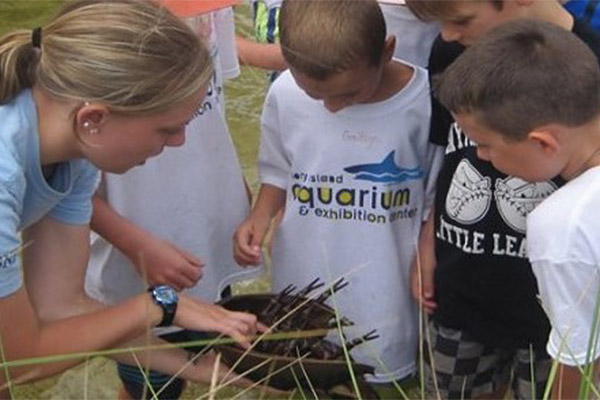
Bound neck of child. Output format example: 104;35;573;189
366;60;414;104
533;0;574;31
561;118;600;181
33;87;83;166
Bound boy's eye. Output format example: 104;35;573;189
160;127;184;135
334;92;357;101
451;17;472;26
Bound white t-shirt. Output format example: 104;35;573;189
86;9;264;308
528;165;600;366
380;3;440;68
260;65;443;382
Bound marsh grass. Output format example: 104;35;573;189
6;2;600;399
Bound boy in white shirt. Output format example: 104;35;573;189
436;19;600;399
234;0;443;392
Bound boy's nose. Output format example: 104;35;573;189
323;98;346;113
476;147;491;161
440;23;462;43
166;130;186;148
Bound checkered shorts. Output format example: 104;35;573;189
422;320;551;399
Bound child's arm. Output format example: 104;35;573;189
235;35;287;71
552;362;591;399
411;210;437;314
91;195;204;291
233;184;286;266
411;142;443;313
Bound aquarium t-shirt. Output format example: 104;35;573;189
0;89;98;298
260;66;443;382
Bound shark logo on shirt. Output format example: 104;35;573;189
344;151;423;184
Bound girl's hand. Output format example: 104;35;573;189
175;295;262;348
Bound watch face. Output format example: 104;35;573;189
154;285;178;304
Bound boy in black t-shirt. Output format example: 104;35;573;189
404;0;600;398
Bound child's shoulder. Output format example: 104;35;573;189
268;69;295;90
379;59;429;105
528;167;600;262
390;58;427;86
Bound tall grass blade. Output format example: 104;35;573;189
0;322;15;399
83;356;89;400
130;349;158;400
208;351;221;400
295;348;318;399
579;278;600;399
529;344;535;400
360;341;410;400
290;367;309;400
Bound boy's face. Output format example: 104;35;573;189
438;0;523;46
289;62;385;113
454;112;562;182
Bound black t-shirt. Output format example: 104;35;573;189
427;19;600;350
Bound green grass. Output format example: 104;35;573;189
9;3;600;400
0;1;64;33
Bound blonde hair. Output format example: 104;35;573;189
0;0;212;114
279;0;386;80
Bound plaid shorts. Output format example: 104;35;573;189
423;320;551;399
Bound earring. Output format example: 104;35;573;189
82;120;99;135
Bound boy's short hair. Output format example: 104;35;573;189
436;19;600;140
279;0;386;80
406;0;503;22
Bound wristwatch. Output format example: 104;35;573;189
148;285;178;327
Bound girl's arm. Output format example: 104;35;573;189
0;280;162;383
4;216;257;385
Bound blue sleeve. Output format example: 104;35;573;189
48;161;99;225
0;176;24;298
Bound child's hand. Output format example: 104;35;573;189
410;259;437;314
233;216;269;266
411;213;437;314
131;235;204;291
175;295;260;349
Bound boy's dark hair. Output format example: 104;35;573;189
279;0;386;80
406;0;503;22
436;19;600;140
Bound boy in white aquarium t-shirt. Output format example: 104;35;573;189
234;0;443;388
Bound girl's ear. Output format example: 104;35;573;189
75;103;109;143
528;128;561;156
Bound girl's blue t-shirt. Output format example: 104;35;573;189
0;90;99;297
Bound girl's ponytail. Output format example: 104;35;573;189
0;30;40;104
